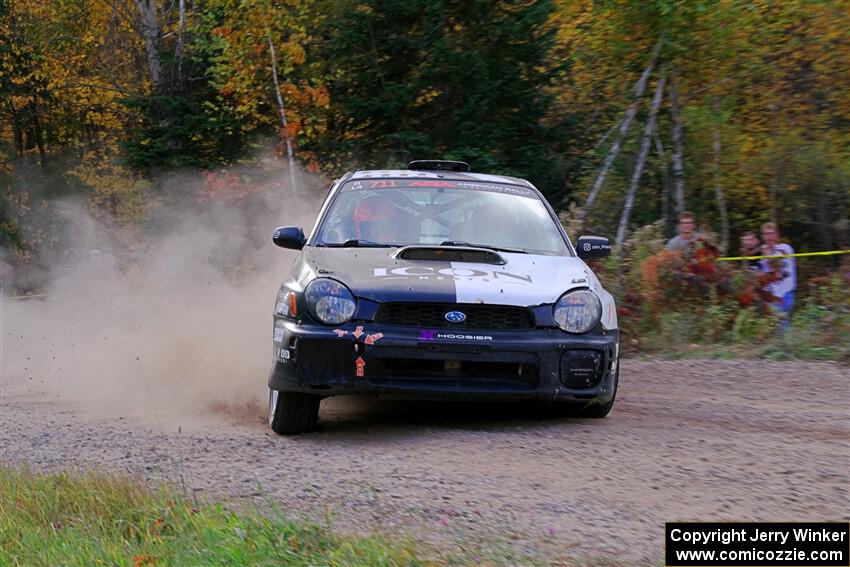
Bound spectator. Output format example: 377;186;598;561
739;230;762;272
759;222;796;314
666;211;700;255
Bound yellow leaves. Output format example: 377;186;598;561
414;88;441;107
71;152;154;223
3;0;137;162
205;0;323;147
282;40;306;66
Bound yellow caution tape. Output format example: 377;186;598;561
716;250;850;261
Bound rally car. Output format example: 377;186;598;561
268;160;618;434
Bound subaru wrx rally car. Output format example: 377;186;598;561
268;160;618;434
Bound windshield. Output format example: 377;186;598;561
313;179;569;255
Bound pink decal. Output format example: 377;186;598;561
355;356;366;377
365;332;384;345
333;329;348;337
352;326;365;339
409;180;456;188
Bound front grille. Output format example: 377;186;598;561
369;358;539;391
374;302;535;329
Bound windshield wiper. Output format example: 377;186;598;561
439;240;528;254
322;239;398;248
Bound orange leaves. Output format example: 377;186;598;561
282;40;306;66
279;123;298;140
639;249;683;315
311;86;330;109
203;0;325;154
197;170;262;204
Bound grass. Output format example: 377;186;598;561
0;467;600;566
0;466;427;566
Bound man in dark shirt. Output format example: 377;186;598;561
739;230;761;272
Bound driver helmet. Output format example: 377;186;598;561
353;196;400;242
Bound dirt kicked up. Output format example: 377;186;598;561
1;358;848;564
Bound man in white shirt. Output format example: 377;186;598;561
759;222;796;314
666;211;701;254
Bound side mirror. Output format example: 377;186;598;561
272;226;306;250
576;235;611;259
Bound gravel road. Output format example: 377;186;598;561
2;359;848;563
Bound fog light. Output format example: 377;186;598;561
560;350;603;388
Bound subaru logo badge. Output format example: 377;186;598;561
445;311;466;323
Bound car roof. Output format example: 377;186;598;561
342;169;536;189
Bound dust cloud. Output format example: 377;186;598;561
1;164;323;422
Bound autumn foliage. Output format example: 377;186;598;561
1;0;848;286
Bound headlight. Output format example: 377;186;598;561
553;289;601;333
304;278;357;325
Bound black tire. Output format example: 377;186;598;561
268;389;321;435
553;362;619;419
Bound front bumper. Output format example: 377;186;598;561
268;318;618;402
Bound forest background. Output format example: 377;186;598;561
2;0;849;358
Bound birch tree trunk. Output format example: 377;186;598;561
268;33;299;196
669;72;686;214
653;130;670;231
712;127;730;254
175;0;186;81
135;0;162;93
615;73;667;247
592;119;620;152
580;40;661;220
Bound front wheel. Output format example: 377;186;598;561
268;389;321;435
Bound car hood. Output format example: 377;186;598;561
296;246;593;307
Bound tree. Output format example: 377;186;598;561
202;0;325;170
305;0;565;191
123;0;256;171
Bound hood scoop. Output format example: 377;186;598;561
394;245;506;265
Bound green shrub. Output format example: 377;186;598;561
731;307;778;343
0;466;425;567
605;223;850;361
